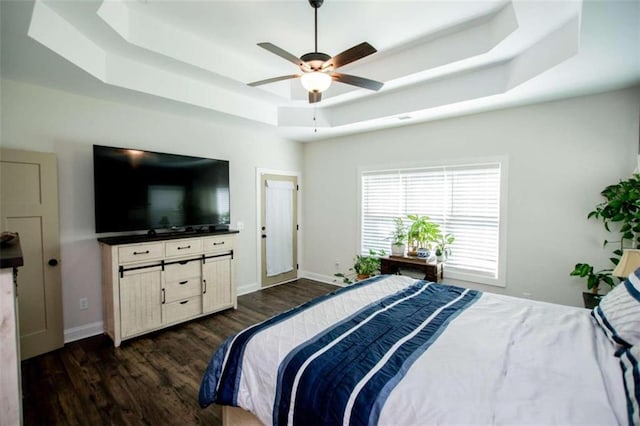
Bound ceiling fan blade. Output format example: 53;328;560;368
309;91;322;103
332;73;384;91
322;42;377;70
257;42;307;69
248;74;300;87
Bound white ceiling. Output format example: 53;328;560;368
1;0;639;142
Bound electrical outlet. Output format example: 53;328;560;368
236;221;244;230
80;297;88;310
335;261;340;269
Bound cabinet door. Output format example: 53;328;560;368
202;256;232;314
120;266;162;338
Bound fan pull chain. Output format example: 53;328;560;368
313;106;318;133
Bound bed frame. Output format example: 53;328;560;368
222;406;263;426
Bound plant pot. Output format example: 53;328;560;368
356;274;371;281
407;245;418;257
582;292;604;309
416;248;430;259
436;254;446;263
391;243;405;257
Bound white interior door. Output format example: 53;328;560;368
260;173;298;287
0;148;63;359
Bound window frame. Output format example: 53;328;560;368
357;156;508;287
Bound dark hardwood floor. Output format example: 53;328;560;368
21;279;337;426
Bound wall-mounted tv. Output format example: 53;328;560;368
93;145;230;233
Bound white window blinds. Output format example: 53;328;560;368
361;163;502;281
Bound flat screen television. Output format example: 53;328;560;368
93;145;230;233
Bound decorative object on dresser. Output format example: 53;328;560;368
380;255;443;282
99;231;238;347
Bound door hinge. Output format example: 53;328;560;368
296;224;299;231
296;184;299;191
296;263;299;270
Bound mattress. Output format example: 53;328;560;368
200;275;627;425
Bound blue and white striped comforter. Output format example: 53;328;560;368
199;275;627;425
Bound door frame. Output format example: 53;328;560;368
255;168;302;288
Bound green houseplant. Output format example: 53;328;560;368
406;214;442;257
570;173;640;296
388;217;407;256
435;233;455;262
335;249;386;284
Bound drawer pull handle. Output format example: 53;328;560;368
162;288;166;304
179;300;189;305
213;242;225;246
133;250;150;255
179;280;188;285
177;245;191;250
203;279;207;294
179;260;189;265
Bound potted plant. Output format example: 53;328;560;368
388;217;407;257
570;263;614;308
435;233;455;262
334;249;386;284
570;173;640;306
406;214;442;258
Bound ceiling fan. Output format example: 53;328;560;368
248;0;384;103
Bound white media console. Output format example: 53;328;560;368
99;230;238;347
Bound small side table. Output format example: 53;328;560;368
380;256;443;282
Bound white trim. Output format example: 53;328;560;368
357;156;509;288
64;321;104;343
255;168;302;288
301;271;345;287
237;281;261;296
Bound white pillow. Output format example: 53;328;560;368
617;345;640;426
592;268;640;347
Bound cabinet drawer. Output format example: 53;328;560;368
163;296;202;324
164;277;201;304
165;239;203;258
164;259;201;282
118;243;164;264
203;235;233;253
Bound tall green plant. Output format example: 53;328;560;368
388;217;407;246
406;214;442;249
570;174;640;291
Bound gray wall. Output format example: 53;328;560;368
1;78;303;340
302;87;640;307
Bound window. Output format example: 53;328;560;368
361;161;506;286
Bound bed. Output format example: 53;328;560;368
199;273;640;425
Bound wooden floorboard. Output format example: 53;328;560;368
21;279;337;426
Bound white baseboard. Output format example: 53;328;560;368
237;281;260;296
64;321;104;343
300;271;344;287
63;275;341;344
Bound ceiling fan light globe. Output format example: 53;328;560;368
301;71;332;93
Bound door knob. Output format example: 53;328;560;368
48;259;58;266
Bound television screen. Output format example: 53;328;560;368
93;145;230;233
